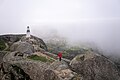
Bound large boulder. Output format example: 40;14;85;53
0;63;31;80
49;61;76;80
2;61;62;80
10;42;34;54
70;51;120;80
20;36;47;51
0;51;62;80
43;69;61;80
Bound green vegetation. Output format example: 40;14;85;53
27;55;55;63
0;39;6;51
76;55;85;61
27;55;47;62
76;56;81;61
62;51;69;57
48;57;55;63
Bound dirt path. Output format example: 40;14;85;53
33;51;71;63
44;52;71;63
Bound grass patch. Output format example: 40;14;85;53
48;58;55;63
27;55;55;63
76;56;81;61
27;55;47;62
62;51;69;58
76;55;85;61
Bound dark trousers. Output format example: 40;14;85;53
59;57;61;61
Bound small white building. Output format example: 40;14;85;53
26;26;31;38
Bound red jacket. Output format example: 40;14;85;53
58;52;62;58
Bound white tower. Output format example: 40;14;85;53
26;26;31;38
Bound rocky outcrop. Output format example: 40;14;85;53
70;51;120;80
0;34;68;80
0;51;9;63
10;36;47;54
0;63;31;80
0;51;10;80
10;42;34;54
0;51;52;80
49;61;76;80
43;69;61;80
0;34;24;43
0;50;80;80
1;49;120;80
0;34;47;51
1;34;120;80
20;36;47;51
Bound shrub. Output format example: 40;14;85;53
0;39;6;51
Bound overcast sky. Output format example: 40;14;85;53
0;0;120;55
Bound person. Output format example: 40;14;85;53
58;51;62;61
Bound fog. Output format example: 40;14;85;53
0;0;120;55
32;20;120;55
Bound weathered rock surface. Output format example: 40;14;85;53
0;51;9;63
70;51;120;80
0;51;59;80
43;69;61;80
1;50;120;80
1;63;31;80
10;36;48;55
0;34;24;43
49;61;76;80
10;42;34;54
1;34;120;80
0;34;47;51
0;51;82;80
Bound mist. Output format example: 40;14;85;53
0;0;120;56
32;19;120;55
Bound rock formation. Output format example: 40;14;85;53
10;42;34;54
0;34;76;80
1;34;120;80
70;51;120;80
0;51;76;80
0;34;47;51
